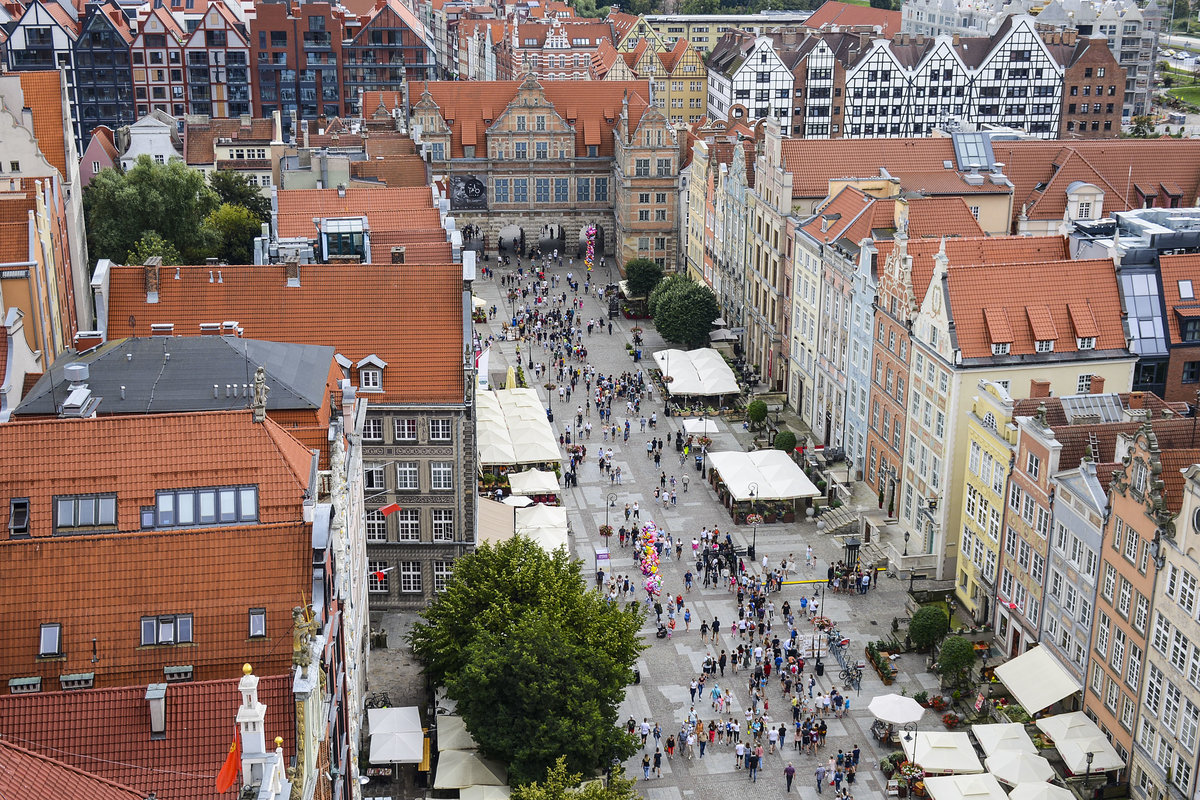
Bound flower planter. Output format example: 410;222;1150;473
781;511;796;523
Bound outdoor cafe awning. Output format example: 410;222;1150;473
437;715;477;752
993;645;1080;714
972;723;1037;757
433;749;508;789
1034;713;1125;774
924;773;1008;800
506;468;559;496
901;731;984;774
652;348;739;396
368;707;424;765
476;388;561;466
514;504;569;553
706;450;821;502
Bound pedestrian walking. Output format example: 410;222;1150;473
642;753;650;779
815;765;827;793
785;763;796;793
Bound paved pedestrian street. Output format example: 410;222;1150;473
471;259;942;799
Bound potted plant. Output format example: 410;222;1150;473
745;513;764;527
942;712;960;729
913;691;930;707
599;524;613;541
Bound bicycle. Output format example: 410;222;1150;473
365;691;391;709
839;666;862;686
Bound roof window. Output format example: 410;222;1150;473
1181;280;1194;300
39;623;62;658
9;498;29;538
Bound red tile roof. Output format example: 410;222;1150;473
0;193;35;262
0;409;312;537
782;138;957;199
0;521;311;689
18;71;69;178
399;79;651;159
876;234;1070;300
906;197;985;239
805;0;900;36
1157;253;1200;343
946;258;1126;359
105;263;466;403
0;673;296;800
275;186;443;239
802;185;881;244
184;117;276;165
0;738;143;800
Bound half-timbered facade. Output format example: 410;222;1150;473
131;5;186;119
342;0;436;115
183;1;250;118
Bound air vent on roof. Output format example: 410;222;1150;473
164;665;193;682
150;323;174;335
59;673;95;691
8;676;41;694
943;160;953;169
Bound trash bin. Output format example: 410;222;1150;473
546;408;554;422
634;668;641;684
815;661;825;677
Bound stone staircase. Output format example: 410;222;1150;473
817;504;859;535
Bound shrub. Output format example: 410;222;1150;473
773;430;797;452
909;606;950;651
746;399;767;427
937;636;977;686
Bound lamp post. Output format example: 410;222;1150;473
1084;751;1094;791
903;722;917;742
747;482;759;561
606;492;617;530
903;530;910;557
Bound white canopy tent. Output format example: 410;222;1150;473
682;417;721;435
460;787;513;800
437;715;477;752
514;504;569;552
472;295;487;310
477;389;561;467
706;450;821;501
985;751;1054;785
923;774;1009;800
433;749;508;789
368;707;424;765
901;732;984;774
1034;712;1095;743
502;495;534;507
1008;784;1075;800
993;645;1080;714
506;469;560;496
868;693;926;725
710;329;739;342
972;723;1037;757
652;348;739;396
1055;736;1124;775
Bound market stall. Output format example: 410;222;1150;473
993;645;1080;715
706;449;821;522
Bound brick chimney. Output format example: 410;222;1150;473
391;245;407;264
285;258;301;287
144;257;162;304
1089;375;1106;394
1129;391;1145;410
1029;379;1051;399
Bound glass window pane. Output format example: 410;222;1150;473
40;624;59;654
219;489;236;522
98;497;116;525
198;490;216;523
142;618;156;645
77;498;95;526
57;498;75;526
177;491;195;525
177;615;192;642
239;487;257;520
157;493;174;525
158;618;175;643
250;610;266;637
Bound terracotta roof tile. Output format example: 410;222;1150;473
1158;447;1200;512
947;258;1125;359
184;117;276;165
983;306;1014;344
18;71;69;178
1012;392;1184;427
1026;304;1058;341
906;197;985;239
0;410;312;537
0;738;143;800
0;673;296;800
1067;301;1100;339
399;79;651;159
781;138;957;199
1157;253;1200;343
275;186;442;239
105;263;465;403
876;234;1069;299
804;1;900;36
0;194;34;262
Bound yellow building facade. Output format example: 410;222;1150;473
608;13;707;126
954;380;1016;621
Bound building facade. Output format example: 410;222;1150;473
249;0;346;127
342;0;437;115
73;0;135;139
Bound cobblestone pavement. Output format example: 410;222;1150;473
464;260;943;799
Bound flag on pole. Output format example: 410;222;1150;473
215;729;241;792
380;502;402;516
373;571;387;582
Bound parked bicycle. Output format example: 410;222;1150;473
365;692;391;709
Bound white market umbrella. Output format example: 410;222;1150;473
368;706;421;734
869;693;926;725
370;730;423;764
460;787;513;800
683;418;720;436
709;328;738;342
437;715;477;752
1035;711;1095;742
972;723;1037;757
473;295;487;310
986;751;1054;785
924;774;1008;800
502;495;534;507
712;317;729;327
1009;784;1076;800
434;749;508;789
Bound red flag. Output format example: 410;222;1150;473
373;571;387;582
380;503;402;516
216;729;240;792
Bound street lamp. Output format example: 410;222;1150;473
903;722;917;742
903;530;910;557
1084;751;1094;790
747;482;759;561
606;492;617;529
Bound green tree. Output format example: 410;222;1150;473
652;280;719;349
202;203;263;265
1129;115;1156;138
680;0;719;12
774;430;797;452
909;605;950;651
647;273;689;318
512;757;638;800
937;636;977;687
746;399;768;428
623;258;664;298
125;230;182;267
208;170;271;223
410;537;644;785
869;0;894;8
84;155;219;265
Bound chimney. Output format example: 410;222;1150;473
952;33;960;45
1064;29;1076;46
285;259;301;287
391;245;407;264
858;32;871;51
199;322;222;335
1089;375;1106;394
65;363;89;390
1029;379;1051;399
146;684;167;740
1129;391;1145;410
341;378;357;424
60;364;100;418
150;323;174;335
144;257;162;303
73;331;104;353
240;113;252;128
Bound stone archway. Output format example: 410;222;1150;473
498;224;525;255
537;223;564;256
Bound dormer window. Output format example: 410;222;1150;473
992;343;1011;355
357;354;387;392
9;498;29;538
39;623;62;657
1035;340;1054;353
1181;280;1195;300
1077;337;1096;350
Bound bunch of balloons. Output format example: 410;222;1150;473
585;224;596;273
637;521;662;597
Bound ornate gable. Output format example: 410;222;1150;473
490;77;574;135
412;89;450;135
